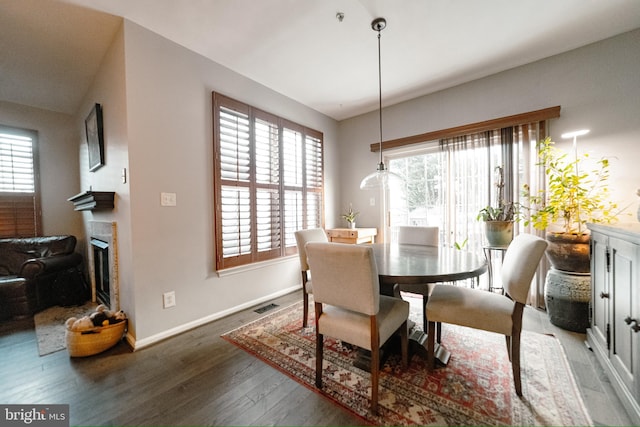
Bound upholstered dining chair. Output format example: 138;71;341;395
294;228;328;328
305;242;409;414
397;225;439;246
396;226;439;332
425;233;548;396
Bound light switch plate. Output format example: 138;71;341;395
161;192;176;206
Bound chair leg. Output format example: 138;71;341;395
505;335;512;362
302;271;309;328
436;322;442;344
422;295;428;332
371;345;379;414
370;315;380;414
512;332;522;396
315;332;324;388
427;321;436;371
400;320;408;369
303;290;309;328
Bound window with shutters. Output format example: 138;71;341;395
213;93;324;270
0;125;41;238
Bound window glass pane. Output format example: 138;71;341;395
220;186;251;258
283;128;302;187
389;152;445;229
255;118;279;184
0;132;35;192
219;107;250;182
256;188;280;252
305;135;323;188
305;192;322;229
389;136;502;253
284;190;303;248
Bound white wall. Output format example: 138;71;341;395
0;101;84;240
340;29;640;231
76;22;134;330
117;21;340;344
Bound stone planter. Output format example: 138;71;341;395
543;232;591;332
544;268;590;333
483;221;514;246
545;232;591;273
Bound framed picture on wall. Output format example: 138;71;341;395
85;103;104;172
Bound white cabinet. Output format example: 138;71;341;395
587;223;640;424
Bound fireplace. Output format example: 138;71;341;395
88;221;119;310
91;238;110;306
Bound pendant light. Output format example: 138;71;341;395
360;17;404;190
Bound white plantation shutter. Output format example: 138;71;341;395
0;126;41;237
213;93;324;270
219;107;250;182
305;134;323;229
220;186;251;257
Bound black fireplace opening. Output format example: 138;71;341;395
91;238;110;307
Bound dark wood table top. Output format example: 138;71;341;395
369;243;488;286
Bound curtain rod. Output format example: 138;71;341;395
370;105;561;152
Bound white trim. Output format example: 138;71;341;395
128;284;301;350
215;254;297;277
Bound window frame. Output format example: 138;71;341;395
212;92;324;271
0;124;42;238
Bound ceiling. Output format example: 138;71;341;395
2;0;640;121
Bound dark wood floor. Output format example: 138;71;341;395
0;290;633;426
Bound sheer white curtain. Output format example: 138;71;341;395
438;132;502;255
514;123;548;307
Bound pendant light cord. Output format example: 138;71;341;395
377;30;384;168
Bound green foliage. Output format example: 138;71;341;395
477;165;519;222
476;202;519;222
341;204;359;223
454;238;468;250
521;136;618;234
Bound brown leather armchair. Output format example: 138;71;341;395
0;235;85;319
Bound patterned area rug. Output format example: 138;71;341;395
222;301;592;426
33;302;97;356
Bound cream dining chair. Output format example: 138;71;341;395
425;233;548;396
396;226;439;332
294;228;328;328
305;242;409;414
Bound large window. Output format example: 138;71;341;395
388;133;502;254
0;125;41;238
388;125;543;257
213;93;324;270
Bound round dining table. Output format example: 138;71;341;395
367;243;488;365
369;243;488;291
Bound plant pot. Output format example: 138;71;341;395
483;221;514;246
348;222;356;229
543;232;591;333
545;232;590;273
544;269;590;333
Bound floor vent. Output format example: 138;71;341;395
254;303;279;314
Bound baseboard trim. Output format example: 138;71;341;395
127;285;300;351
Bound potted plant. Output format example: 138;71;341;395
341;204;359;229
521;136;619;272
477;166;519;246
521;136;620;332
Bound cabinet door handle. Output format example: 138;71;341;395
625;317;640;332
600;292;610;299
